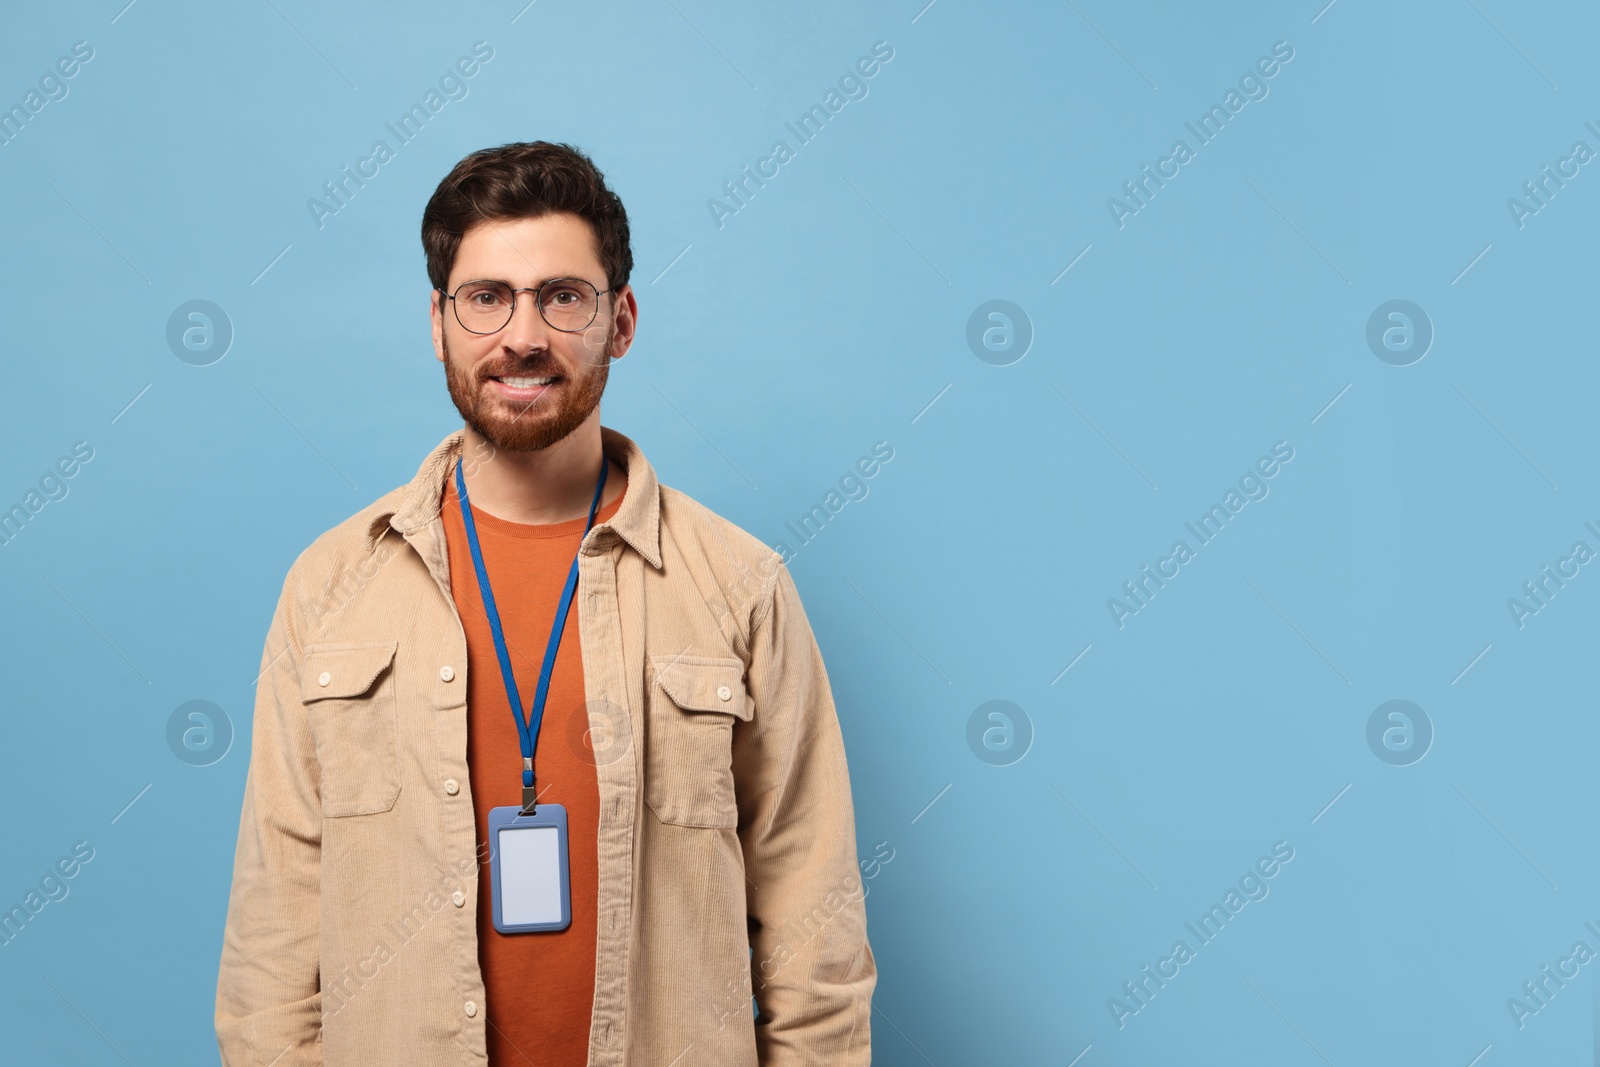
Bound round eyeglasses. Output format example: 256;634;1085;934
441;277;617;335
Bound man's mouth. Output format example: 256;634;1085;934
492;375;557;388
487;374;561;399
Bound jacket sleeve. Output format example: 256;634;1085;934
734;559;876;1065
215;567;325;1065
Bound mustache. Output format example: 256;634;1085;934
479;356;563;379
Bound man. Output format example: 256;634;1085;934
215;141;875;1066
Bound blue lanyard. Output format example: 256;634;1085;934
454;454;608;808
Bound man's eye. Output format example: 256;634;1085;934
547;288;579;306
468;288;505;306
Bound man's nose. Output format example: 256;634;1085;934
501;292;556;351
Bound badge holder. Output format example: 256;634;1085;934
487;801;572;934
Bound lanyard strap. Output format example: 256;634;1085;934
454;454;608;808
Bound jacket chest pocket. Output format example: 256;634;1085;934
301;641;401;818
645;654;752;829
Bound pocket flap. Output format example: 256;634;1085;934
302;641;398;702
650;654;752;721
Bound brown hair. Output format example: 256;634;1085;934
420;141;632;303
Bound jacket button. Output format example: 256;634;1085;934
444;779;460;795
317;671;331;687
439;665;455;682
716;685;732;701
452;890;466;907
464;1000;478;1017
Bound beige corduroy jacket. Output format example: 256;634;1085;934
215;425;875;1065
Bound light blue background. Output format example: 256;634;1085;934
2;1;1597;1063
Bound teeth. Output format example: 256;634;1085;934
499;376;555;388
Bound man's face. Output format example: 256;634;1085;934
431;212;636;452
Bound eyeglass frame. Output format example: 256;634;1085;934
437;275;620;335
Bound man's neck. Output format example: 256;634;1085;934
458;415;625;525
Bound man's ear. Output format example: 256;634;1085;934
429;289;446;363
608;284;638;363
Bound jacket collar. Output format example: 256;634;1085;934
366;424;663;569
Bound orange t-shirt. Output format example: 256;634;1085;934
441;472;625;1067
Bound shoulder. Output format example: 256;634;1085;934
658;483;773;562
656;482;788;630
278;483;413;640
296;484;408;574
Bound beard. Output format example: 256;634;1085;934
442;324;612;453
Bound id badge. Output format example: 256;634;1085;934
487;803;572;934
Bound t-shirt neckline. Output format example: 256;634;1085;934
444;479;627;541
